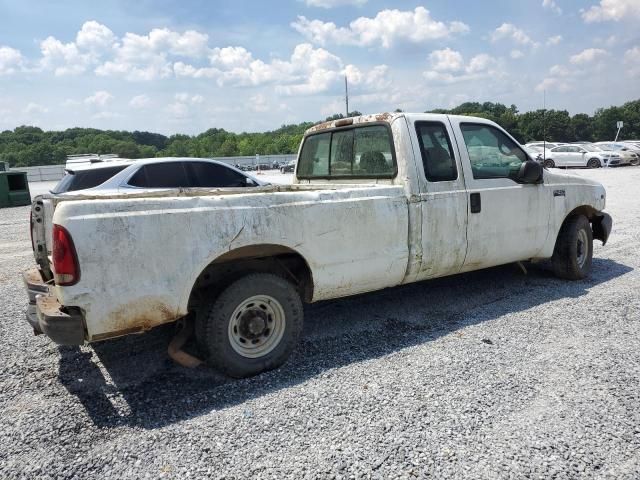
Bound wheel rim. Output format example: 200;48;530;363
576;229;589;269
228;295;286;358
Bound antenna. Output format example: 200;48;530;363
542;90;546;162
345;75;349;117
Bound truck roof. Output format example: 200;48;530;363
304;112;498;136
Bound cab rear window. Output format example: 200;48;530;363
297;124;396;179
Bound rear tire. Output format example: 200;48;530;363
543;159;555;168
587;158;601;169
552;215;593;280
196;273;303;378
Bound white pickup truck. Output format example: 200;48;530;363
24;113;612;377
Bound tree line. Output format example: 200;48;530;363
1;99;638;168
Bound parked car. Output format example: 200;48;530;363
524;145;553;162
280;161;296;173
544;144;622;168
525;141;566;150
593;142;639;165
55;158;266;196
25;113;611;378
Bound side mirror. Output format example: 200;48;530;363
517;160;543;184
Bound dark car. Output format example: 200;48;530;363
280;161;296;173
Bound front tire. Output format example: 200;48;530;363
197;273;303;378
587;158;601;169
552;215;593;280
543;159;555;168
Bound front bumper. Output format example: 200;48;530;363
592;213;613;246
23;268;85;345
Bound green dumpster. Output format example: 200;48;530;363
0;170;31;207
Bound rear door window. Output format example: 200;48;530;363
415;122;457;182
128;162;190;188
185;162;250;187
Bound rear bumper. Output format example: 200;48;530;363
23;268;85;345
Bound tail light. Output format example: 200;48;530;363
52;224;80;286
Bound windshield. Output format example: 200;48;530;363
51;165;127;193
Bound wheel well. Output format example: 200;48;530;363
560;205;598;233
565;205;598;223
187;245;314;311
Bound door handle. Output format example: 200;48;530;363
470;192;481;213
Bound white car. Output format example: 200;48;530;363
544;144;622;168
525;141;567;150
55;157;266;196
524;145;553;161
593;142;639;165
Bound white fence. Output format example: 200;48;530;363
11;165;66;182
11;154;297;183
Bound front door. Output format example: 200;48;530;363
449;120;550;271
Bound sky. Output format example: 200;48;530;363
0;0;638;135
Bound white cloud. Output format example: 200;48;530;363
510;49;524;59
61;99;82;108
305;0;367;7
0;46;24;75
624;46;640;75
95;27;210;81
424;50;500;84
542;0;562;14
175;42;387;96
291;7;469;48
546;35;563;46
429;48;464;72
84;90;114;107
570;48;608;64
535;77;571;92
24;103;48;115
39;36;89;75
490;23;539;48
249;94;270;113
129;94;151;109
75;21;116;53
167;102;190;118
583;0;640;22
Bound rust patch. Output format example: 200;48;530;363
93;296;179;341
308;120;334;132
24;267;45;286
374;112;393;122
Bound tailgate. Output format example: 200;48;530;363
30;196;55;280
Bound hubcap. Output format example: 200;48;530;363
576;229;589;268
228;295;286;358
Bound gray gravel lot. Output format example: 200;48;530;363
1;167;639;479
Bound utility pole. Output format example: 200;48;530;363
345;75;349;117
542;90;546;161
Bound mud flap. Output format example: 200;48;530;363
592;213;612;246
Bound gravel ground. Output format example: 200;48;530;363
1;167;639;479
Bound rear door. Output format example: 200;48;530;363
551;146;570;166
566;146;586;166
450;119;550;271
408;116;468;279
